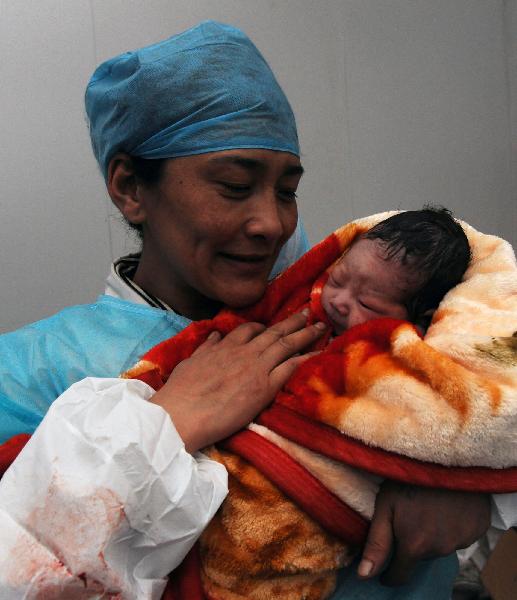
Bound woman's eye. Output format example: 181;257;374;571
218;182;252;196
277;189;298;202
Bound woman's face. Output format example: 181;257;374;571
134;149;303;319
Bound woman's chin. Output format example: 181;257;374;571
218;282;268;310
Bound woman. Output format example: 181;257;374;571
0;21;495;599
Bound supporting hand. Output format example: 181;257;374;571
358;481;491;586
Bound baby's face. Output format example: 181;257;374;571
321;238;417;335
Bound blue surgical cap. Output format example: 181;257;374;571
85;21;299;179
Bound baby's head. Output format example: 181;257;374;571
321;207;471;334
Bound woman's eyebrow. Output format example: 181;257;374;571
208;156;261;170
284;164;304;177
207;156;304;176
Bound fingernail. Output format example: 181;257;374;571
315;321;327;330
358;559;374;578
208;331;220;340
301;308;310;316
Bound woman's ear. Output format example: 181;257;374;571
107;153;147;225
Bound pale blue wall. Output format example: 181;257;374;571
1;0;515;332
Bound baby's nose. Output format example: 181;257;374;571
331;298;349;316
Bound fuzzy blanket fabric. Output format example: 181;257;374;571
122;212;517;600
2;213;517;600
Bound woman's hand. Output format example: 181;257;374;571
151;311;326;453
357;481;491;585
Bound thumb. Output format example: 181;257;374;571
358;498;394;579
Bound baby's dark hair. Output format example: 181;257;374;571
365;206;471;321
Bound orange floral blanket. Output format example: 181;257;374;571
123;212;517;599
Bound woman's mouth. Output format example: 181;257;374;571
220;252;270;263
218;252;272;273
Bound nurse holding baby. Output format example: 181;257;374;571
0;21;498;599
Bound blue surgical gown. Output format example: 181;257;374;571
0;295;189;443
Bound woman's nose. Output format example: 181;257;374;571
245;195;285;241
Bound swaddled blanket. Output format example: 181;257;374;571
2;213;517;600
123;212;517;600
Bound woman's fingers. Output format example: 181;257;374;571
208;312;325;368
220;321;267;345
357;489;395;580
260;321;327;367
248;311;311;351
268;352;315;390
191;330;222;355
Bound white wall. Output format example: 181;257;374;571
1;0;515;332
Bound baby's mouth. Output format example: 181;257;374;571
327;313;347;334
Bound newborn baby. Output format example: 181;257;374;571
321;206;471;335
